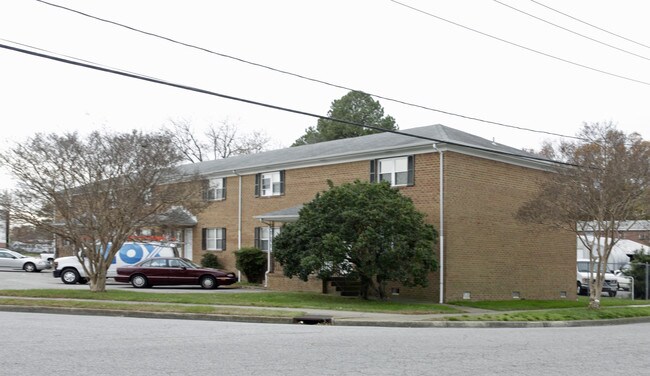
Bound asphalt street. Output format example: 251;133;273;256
2;311;649;376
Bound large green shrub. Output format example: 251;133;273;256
273;180;437;300
235;247;266;284
200;252;222;269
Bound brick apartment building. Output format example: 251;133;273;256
153;124;575;302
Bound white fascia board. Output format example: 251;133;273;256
201;143;555;179
205;144;437;177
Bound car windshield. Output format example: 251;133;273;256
577;261;610;274
181;258;202;269
6;250;27;259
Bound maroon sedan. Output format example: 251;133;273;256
115;257;238;289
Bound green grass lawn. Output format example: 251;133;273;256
448;296;642;310
445;306;650;322
0;298;303;318
0;289;460;314
4;289;650;321
444;296;650;321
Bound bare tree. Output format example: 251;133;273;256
165;118;270;162
163;118;208;162
238;129;270;155
0;130;207;292
205;120;270;159
517;122;650;309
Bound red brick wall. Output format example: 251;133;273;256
190;151;576;302
442;152;575;302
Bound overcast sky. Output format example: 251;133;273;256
1;0;649;189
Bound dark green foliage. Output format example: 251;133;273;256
273;180;438;300
625;251;650;299
200;252;222;269
235;247;266;284
292;91;398;146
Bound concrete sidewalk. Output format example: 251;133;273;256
3;296;650;328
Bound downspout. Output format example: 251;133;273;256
436;145;445;304
233;170;242;282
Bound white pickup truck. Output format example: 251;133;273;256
53;242;179;284
576;259;619;297
40;251;55;266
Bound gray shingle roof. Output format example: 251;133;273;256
177;124;542;177
254;205;303;222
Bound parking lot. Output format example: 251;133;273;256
0;268;638;299
0;269;258;294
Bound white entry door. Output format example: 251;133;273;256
184;228;193;260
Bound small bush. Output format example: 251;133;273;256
200;252;222;269
626;250;650;299
235;247;266;284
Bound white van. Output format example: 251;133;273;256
53;242;179;284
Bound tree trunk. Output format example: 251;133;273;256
359;276;371;300
588;277;604;310
89;270;107;292
375;276;388;301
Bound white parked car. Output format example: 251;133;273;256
614;270;633;291
0;248;51;272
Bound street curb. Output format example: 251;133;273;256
4;304;650;328
333;316;650;328
0;305;294;325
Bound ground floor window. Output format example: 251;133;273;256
254;227;280;251
202;228;226;251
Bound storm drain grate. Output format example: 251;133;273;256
292;315;333;325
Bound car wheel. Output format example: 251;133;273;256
131;274;149;288
609;291;617;297
200;276;217;289
576;282;583;296
61;269;80;284
23;262;36;272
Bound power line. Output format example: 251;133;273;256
34;0;583;142
529;0;650;50
494;0;650;62
0;41;571;166
2;39;162;82
389;0;650;87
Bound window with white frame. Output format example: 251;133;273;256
260;171;282;197
379;157;409;186
204;228;226;251
255;227;281;251
206;178;226;201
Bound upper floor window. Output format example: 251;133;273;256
205;177;226;201
202;227;226;251
370;156;414;187
255;171;285;197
